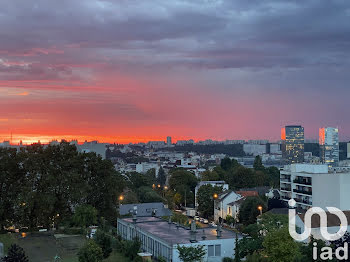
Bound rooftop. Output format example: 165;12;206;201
120;202;172;217
119;216;240;245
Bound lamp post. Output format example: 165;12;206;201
213;193;218;223
258;205;263;216
118;195;124;210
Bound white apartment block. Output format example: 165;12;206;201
117;217;240;262
280;164;350;211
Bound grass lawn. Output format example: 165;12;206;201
0;233;18;254
0;233;131;262
103;251;132;262
61;251;131;262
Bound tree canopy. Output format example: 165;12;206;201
0;142;125;229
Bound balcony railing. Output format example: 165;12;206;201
295;198;312;205
280;187;291;191
293;189;312;196
280;178;291;183
293;179;312;185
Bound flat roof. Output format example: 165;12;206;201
119;217;240;245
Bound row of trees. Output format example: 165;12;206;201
202;156;280;189
0;142;125;230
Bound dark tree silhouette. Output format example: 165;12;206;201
2;244;29;262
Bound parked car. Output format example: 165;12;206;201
210;222;217;227
199;218;204;223
203;219;209;224
194;216;200;221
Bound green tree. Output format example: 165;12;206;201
157;167;167;186
220;157;232;171
177;245;206;262
72;205;98;228
262;227;301;262
265;167;280;188
239;197;266;225
2;244;29;262
138;187;164;203
253;156;264;171
122;238;141;260
93;230;113;258
201;170;220;181
245;251;267;262
197;185;222;218
299;236;327;262
78;240;104;262
169;169;198;206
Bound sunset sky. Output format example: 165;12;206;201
1;0;350;144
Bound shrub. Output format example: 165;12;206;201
78;240;103;262
93;230;112;258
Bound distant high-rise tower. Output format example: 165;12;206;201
166;136;172;146
281;125;304;163
319;127;339;167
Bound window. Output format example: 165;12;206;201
208;245;214;256
208;245;221;257
215;245;221;256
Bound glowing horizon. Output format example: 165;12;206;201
1;1;350;142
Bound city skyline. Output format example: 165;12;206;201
1;1;350;143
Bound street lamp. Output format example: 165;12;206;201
257;205;263;216
119;195;124;201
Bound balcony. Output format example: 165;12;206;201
280;178;291;183
280;187;291;191
293;178;312;186
295;198;312;206
293;189;312;196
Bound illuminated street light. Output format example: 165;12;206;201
119;195;124;201
213;193;218;199
258;205;263;216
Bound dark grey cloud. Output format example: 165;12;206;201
1;0;350;85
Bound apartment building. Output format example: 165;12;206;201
280;164;350;211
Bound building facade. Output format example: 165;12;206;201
319;127;339;167
281;125;304;163
280;164;350;211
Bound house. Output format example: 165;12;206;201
214;191;243;223
120;203;172;217
226;198;246;222
117;216;242;262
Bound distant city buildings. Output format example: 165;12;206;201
319;127;339;167
243;143;267;156
281;125;304;163
166;136;172;146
